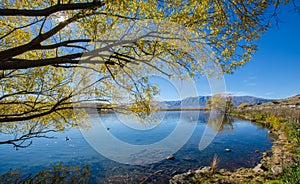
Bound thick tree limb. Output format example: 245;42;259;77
0;50;140;70
0;53;83;70
0;1;104;16
0;13;84;60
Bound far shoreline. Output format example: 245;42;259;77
157;107;211;111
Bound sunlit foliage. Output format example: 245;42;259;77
0;0;296;124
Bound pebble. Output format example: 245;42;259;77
271;166;283;175
186;170;194;176
182;156;194;162
252;164;263;172
154;170;164;174
171;171;178;176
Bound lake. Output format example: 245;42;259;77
0;111;273;183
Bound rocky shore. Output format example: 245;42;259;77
169;121;295;183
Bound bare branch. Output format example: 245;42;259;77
0;18;44;40
38;39;91;50
0;129;57;149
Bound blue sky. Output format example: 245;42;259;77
153;3;300;101
225;4;300;99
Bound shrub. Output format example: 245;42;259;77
237;102;249;109
282;163;300;184
290;130;300;144
253;113;265;121
265;115;281;129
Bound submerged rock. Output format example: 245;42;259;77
167;155;175;160
154;170;164;174
268;130;272;134
182;156;196;162
225;148;231;152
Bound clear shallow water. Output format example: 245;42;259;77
0;111;272;183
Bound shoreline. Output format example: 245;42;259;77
170;112;295;183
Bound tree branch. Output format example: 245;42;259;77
38;39;91;50
0;129;57;149
0;53;83;70
0;18;44;40
0;1;104;16
0;96;73;122
0;13;84;60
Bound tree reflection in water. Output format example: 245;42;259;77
0;126;56;149
0;110;235;150
206;112;234;134
0;114;86;149
0;164;90;183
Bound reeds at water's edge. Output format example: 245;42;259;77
211;154;219;174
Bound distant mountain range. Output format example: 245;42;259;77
163;96;274;108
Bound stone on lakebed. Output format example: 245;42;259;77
167;155;175;160
225;148;231;152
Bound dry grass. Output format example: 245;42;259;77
211;154;219;174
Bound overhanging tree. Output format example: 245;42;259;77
0;0;296;124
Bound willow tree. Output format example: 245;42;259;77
0;0;295;125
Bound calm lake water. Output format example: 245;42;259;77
0;111;273;183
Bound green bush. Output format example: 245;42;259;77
288;122;300;145
265;115;280;129
296;148;300;156
265;180;283;184
282;163;300;184
253;113;265;121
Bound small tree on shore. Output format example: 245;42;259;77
206;94;233;113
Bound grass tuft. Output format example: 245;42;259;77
211;154;219;174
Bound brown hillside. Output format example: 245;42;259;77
238;94;300;123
